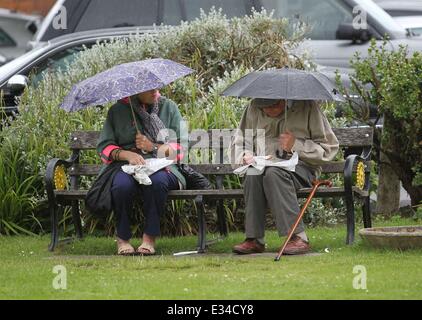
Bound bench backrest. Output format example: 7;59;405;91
67;127;373;177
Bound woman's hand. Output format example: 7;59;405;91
124;151;146;165
136;133;153;152
111;149;146;165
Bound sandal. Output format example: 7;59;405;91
117;242;137;256
137;242;156;256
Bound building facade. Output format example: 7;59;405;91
0;0;55;16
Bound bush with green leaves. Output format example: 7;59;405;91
336;39;422;207
0;9;342;236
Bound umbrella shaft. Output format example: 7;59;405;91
129;98;141;134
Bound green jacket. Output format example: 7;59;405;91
96;96;187;189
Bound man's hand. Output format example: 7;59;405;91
243;152;255;165
279;130;296;152
136;133;154;152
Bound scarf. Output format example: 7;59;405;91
130;96;168;144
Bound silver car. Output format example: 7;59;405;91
0;9;41;64
394;16;422;36
2;0;421;120
374;0;422;16
31;0;422;70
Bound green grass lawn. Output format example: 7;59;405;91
1;218;421;300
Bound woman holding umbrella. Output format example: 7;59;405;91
61;58;194;256
97;89;187;256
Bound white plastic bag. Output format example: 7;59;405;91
121;158;175;185
233;152;299;177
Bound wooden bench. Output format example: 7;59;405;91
45;127;373;252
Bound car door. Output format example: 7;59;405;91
257;0;394;69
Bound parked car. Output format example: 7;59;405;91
31;0;257;47
0;9;42;65
393;16;422;36
0;27;157;120
262;0;422;68
32;0;422;69
374;0;422;16
4;0;420;121
0;26;372;128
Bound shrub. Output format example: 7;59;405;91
0;9;344;236
336;39;422;207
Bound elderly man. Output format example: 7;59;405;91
229;98;339;255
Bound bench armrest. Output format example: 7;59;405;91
45;156;77;203
343;146;372;196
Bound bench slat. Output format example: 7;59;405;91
331;127;373;147
69;127;373;150
68;164;241;176
69;131;99;150
69;161;371;177
55;186;368;201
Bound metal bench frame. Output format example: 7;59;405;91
45;127;373;252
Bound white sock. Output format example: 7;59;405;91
296;231;308;242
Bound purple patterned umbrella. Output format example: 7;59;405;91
60;58;194;112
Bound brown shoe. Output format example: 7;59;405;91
233;239;265;255
282;234;311;255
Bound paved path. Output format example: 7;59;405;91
46;252;323;260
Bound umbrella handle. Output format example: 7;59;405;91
276;149;292;160
129;98;149;155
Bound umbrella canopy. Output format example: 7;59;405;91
221;68;344;102
60;58;194;112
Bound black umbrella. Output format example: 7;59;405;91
223;68;339;262
221;67;344;102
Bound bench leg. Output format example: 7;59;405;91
215;176;228;237
195;195;206;253
71;200;83;239
344;194;355;245
216;200;228;237
362;196;372;228
48;203;60;252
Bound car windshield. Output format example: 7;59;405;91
77;0;250;29
410;27;422;36
258;0;354;40
40;0;252;41
394;16;422;35
0;28;15;46
29;46;87;86
259;0;406;39
353;0;404;32
0;44;48;84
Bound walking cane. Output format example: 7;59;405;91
274;180;332;262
